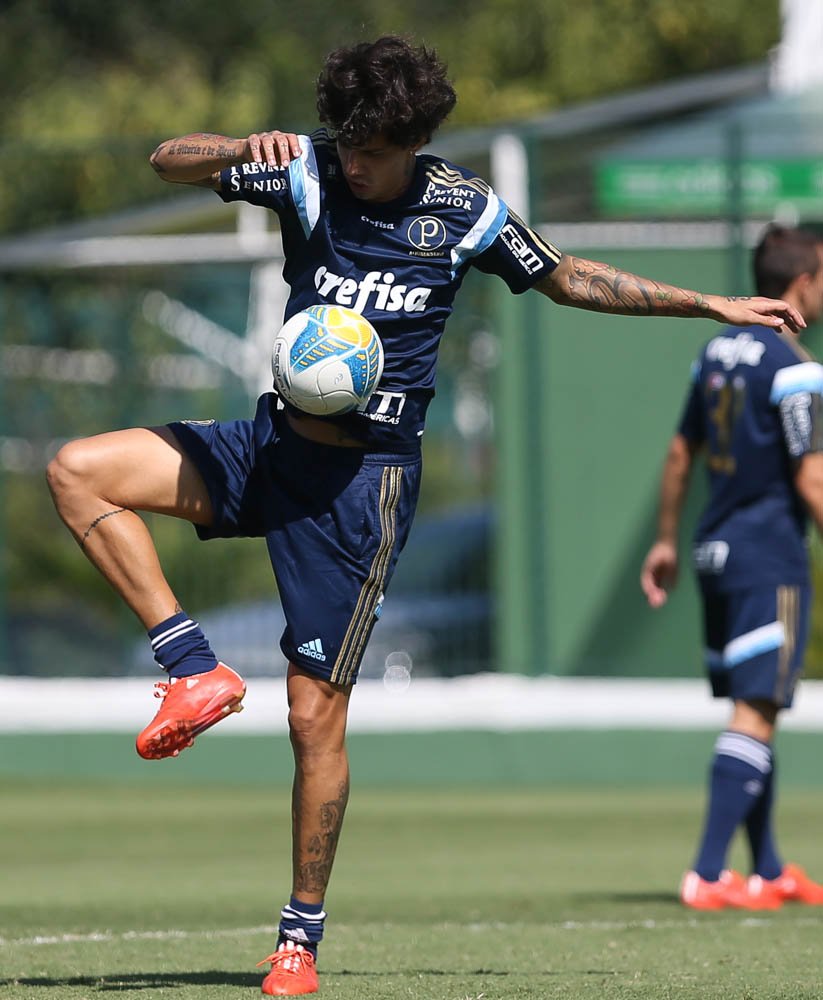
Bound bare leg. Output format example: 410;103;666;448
46;426;213;629
286;664;352;904
729;698;778;743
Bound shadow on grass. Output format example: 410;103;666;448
574;891;679;904
1;971;260;991
3;967;621;990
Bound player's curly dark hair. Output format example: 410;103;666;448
316;36;457;149
754;224;822;298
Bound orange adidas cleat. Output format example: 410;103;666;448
135;663;246;760
679;869;748;910
769;863;823;905
257;941;319;996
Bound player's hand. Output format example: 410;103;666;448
710;295;807;334
243;131;302;168
640;540;679;608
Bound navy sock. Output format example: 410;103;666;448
745;747;783;880
277;896;325;957
147;612;218;679
693;731;772;882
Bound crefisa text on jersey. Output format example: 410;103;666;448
313;266;432;313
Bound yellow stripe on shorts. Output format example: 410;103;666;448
331;465;403;686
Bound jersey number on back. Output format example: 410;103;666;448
705;376;746;475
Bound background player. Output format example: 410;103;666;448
641;224;823;911
48;37;805;996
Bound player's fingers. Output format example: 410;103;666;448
247;133;263;163
758;299;806;332
259;133;279;167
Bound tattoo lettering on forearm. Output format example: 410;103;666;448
545;256;713;318
294;780;349;894
80;508;127;549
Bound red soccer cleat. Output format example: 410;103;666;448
737;873;784;910
769;863;823;905
257;942;319;996
135;663;246;760
679;869;747;910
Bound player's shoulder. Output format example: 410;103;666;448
416;153;498;214
768;331;823;402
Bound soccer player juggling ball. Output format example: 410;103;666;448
47;36;804;997
641;225;823;912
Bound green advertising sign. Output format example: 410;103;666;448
597;159;823;216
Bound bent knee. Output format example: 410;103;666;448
46;439;101;499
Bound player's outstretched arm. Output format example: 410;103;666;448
535;254;806;333
641;433;697;608
149;131;303;187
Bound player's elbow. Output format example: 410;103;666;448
149;144;174;182
794;452;823;510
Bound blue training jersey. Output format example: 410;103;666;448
678;325;823;589
218;129;562;450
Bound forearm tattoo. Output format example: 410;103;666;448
543;256;713;317
150;134;239;175
295;780;350;894
80;507;127;549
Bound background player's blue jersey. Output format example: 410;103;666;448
678;325;823;589
218;129;561;450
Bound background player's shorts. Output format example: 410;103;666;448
169;394;422;685
699;581;810;707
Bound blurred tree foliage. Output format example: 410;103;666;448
0;0;780;233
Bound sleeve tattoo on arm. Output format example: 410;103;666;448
541;255;712;317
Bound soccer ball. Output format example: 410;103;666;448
271;305;384;416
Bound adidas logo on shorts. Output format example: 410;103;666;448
297;638;327;662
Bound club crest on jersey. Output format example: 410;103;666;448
313;266;432;313
407;216;447;252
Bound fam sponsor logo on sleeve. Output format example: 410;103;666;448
779;391;815;457
499;223;545;275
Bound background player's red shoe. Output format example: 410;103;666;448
679;869;746;910
257;941;318;996
770;863;823;904
135;663;245;759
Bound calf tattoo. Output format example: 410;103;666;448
80;507;127;549
295;780;350;894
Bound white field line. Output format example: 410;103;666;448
5;916;823;947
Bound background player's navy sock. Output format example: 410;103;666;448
277;896;325;957
745;747;783;880
148;611;219;678
693;730;772;882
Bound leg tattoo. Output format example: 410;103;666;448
295;779;350;895
80;507;127;549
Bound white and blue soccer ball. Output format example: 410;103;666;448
272;304;384;416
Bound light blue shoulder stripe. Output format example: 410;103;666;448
288;134;321;239
450;191;509;278
770;361;823;403
690;359;702;383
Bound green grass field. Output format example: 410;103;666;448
4;779;823;999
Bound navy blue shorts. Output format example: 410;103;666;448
699;582;810;708
169;394;422;685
